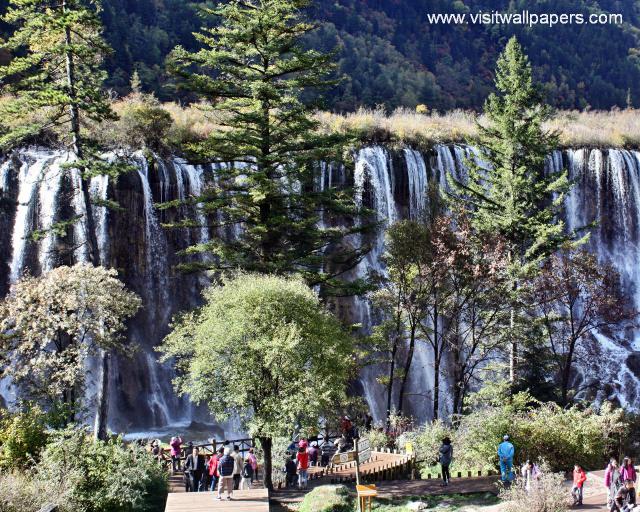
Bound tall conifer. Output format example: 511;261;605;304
452;37;582;383
168;0;370;290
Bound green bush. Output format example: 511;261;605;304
454;389;626;472
399;419;453;467
398;385;626;475
0;405;48;470
299;485;352;512
38;429;167;512
97;94;173;151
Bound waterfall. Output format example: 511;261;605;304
175;159;210;245
404;148;427;217
9;151;56;283
90;175;110;265
5;145;640;430
37;160;63;272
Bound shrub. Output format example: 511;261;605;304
500;464;570;512
299;485;352;512
364;428;392;451
112;94;173;150
0;471;74;512
0;405;48;470
455;388;626;472
38;428;167;512
399;420;453;467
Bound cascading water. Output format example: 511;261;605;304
3;144;640;430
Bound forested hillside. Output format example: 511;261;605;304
3;0;640;110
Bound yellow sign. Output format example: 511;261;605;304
405;442;414;455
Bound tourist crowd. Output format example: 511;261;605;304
437;434;640;511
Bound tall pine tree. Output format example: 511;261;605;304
452;37;582;383
168;0;369;291
0;0;118;439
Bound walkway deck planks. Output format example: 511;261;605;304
165;489;269;512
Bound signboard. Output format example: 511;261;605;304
331;451;356;465
405;441;414;455
358;438;371;463
330;438;373;466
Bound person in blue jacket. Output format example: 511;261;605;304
498;435;515;482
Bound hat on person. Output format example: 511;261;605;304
224;447;231;456
503;435;510;441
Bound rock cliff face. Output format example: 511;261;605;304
1;145;639;431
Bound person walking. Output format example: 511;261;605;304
611;479;636;512
572;464;587;506
232;445;243;490
184;447;206;492
621;458;637;483
297;444;310;490
169;436;182;473
308;442;319;467
497;435;515;483
247;447;258;483
607;459;622;508
208;447;222;492
438;437;453;487
217;447;235;501
520;460;541;492
284;454;297;488
240;457;254;490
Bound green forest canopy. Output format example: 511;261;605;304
2;0;640;111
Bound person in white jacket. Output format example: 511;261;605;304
232;445;243;490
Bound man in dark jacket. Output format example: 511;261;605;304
184;447;206;492
217;448;235;500
284;454;297;488
611;479;637;512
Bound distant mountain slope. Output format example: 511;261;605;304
2;0;640;111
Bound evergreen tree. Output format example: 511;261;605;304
451;37;582;383
168;0;369;291
0;0;119;439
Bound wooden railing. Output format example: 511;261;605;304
157;437;256;469
272;447;418;489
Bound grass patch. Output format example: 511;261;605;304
318;107;640;150
371;493;500;511
299;485;352;512
290;487;499;512
8;92;640;152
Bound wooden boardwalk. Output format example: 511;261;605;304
165;490;269;512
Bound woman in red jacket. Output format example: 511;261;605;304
296;445;310;490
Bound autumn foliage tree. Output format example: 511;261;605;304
0;265;140;422
529;250;637;404
440;213;511;416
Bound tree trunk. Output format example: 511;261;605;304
386;310;401;428
259;436;273;491
93;350;110;440
397;325;416;415
560;339;577;405
63;0;108;439
509;306;516;384
433;302;439;420
508;251;518;385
